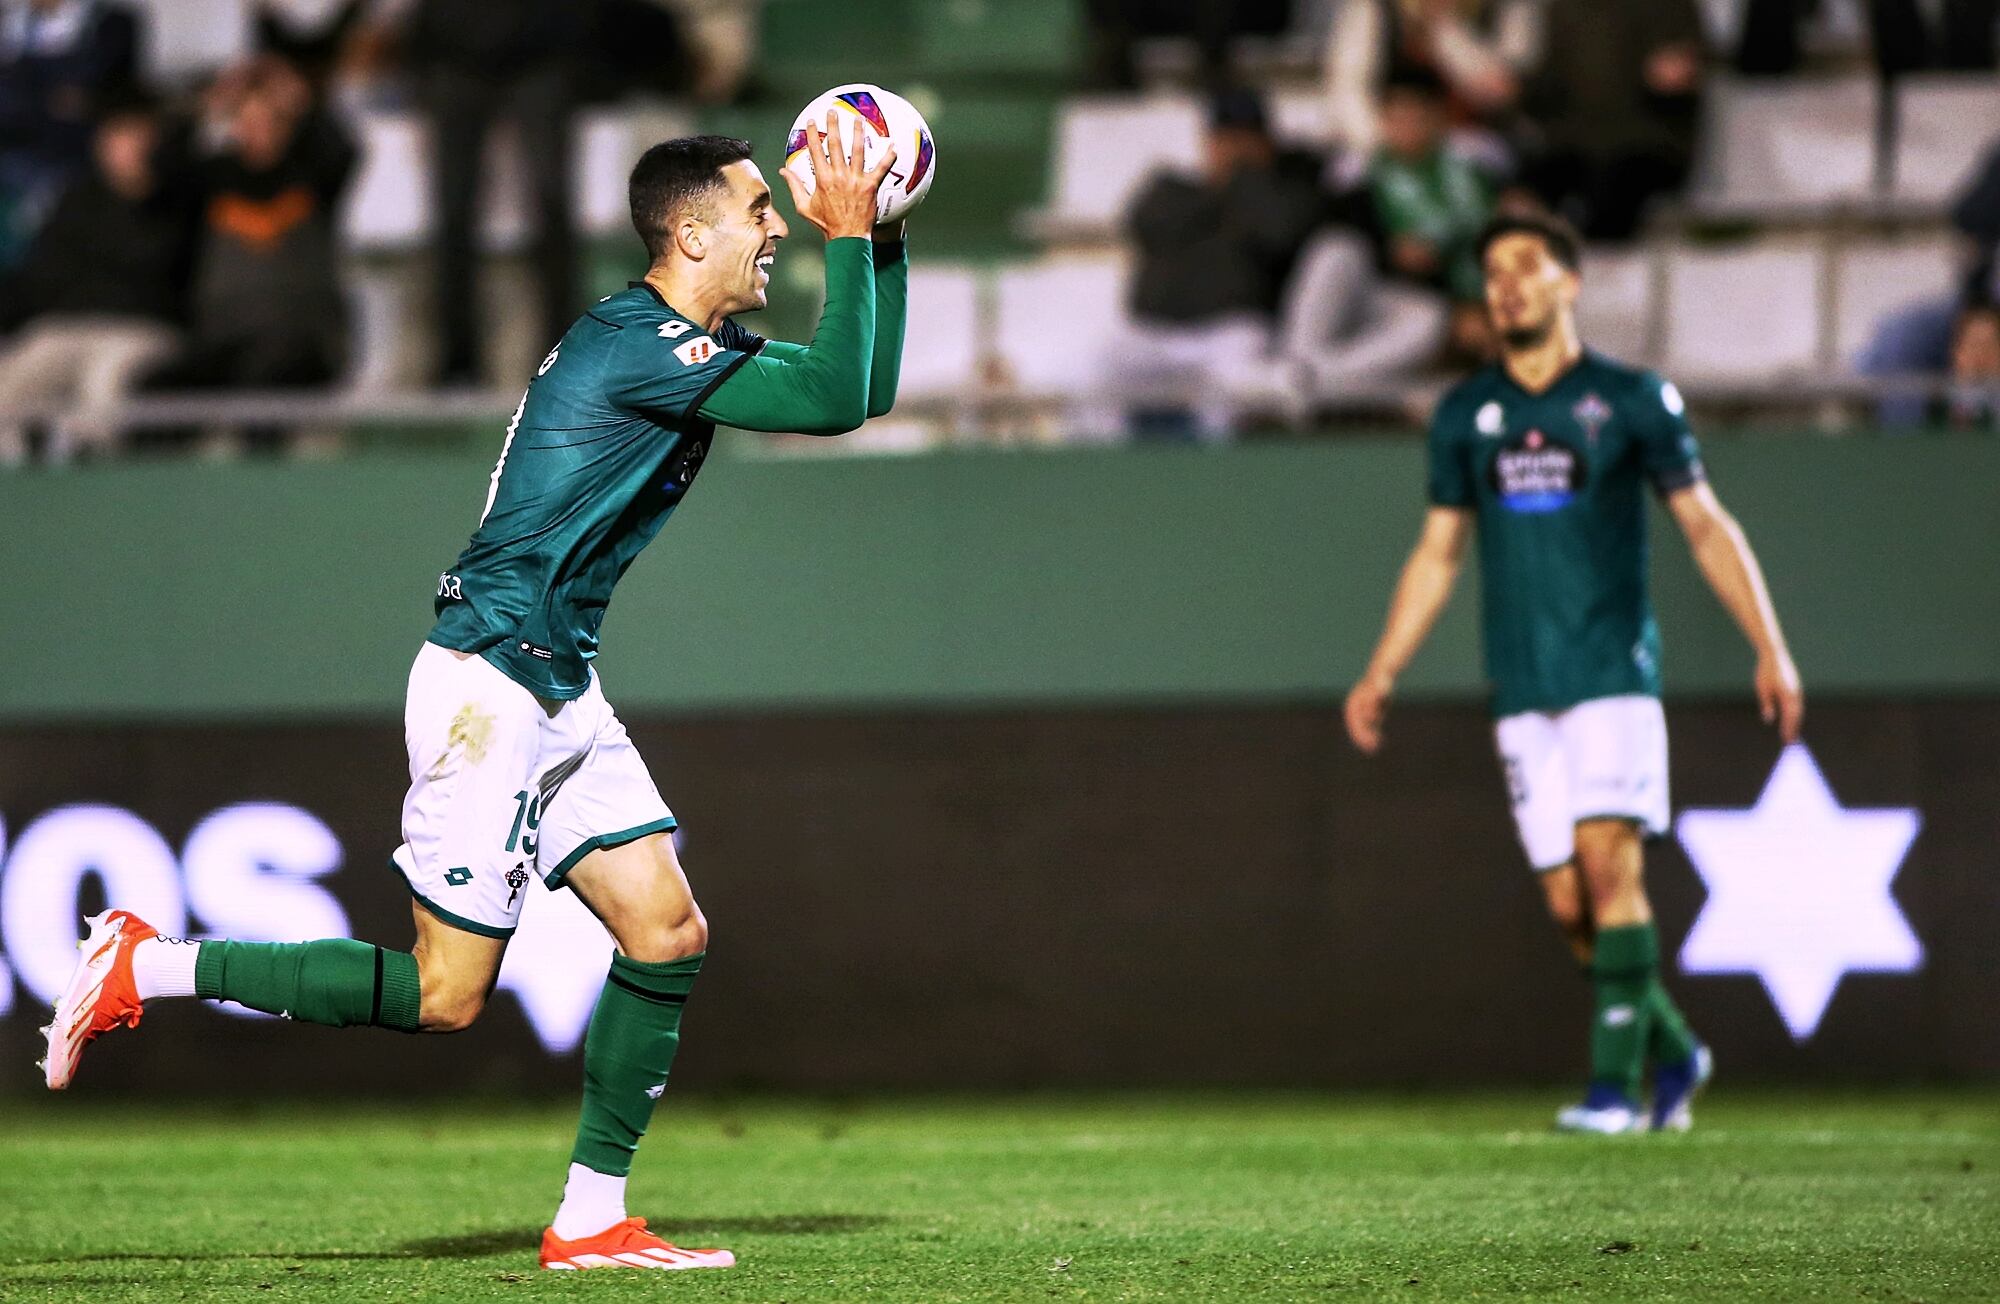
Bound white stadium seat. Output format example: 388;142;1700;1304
1663;241;1822;379
993;254;1130;394
341;108;691;252
1575;245;1658;368
131;0;249;83
1695;74;1879;212
1891;75;2000;208
897;267;983;400
1833;237;1961;366
1039;95;1204;231
1269;87;1336;149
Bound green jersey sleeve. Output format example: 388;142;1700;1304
727;240;907;420
697;237;877;436
603;313;757;422
1426;388;1478;508
1631;372;1705;494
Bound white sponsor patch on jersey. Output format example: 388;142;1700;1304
1660;380;1686;416
674;336;717;366
657;319;693;339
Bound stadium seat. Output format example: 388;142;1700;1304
993;253;1130;394
1662;241;1823;378
1891;75;2000;208
897;266;984;400
1693;74;1879;214
1575;245;1658;367
1270;87;1337;149
1833;236;1961;366
132;0;248;82
342;108;692;252
1023;95;1204;241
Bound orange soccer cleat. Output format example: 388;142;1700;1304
41;909;157;1090
539;1217;736;1271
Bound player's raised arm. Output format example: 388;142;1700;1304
697;115;897;435
1345;506;1474;754
751;222;909;420
1666;482;1803;741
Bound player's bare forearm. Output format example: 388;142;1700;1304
1347;508;1470;754
1363;509;1472;689
1671;485;1790;663
1670;483;1804;738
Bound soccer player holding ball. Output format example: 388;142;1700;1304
1345;213;1803;1135
42;102;919;1272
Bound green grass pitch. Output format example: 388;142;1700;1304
1;1092;1994;1301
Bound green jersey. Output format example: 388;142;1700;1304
428;284;766;701
1427;350;1705;718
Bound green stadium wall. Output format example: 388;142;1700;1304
2;434;1995;721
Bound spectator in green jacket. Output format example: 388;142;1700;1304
1367;68;1494;356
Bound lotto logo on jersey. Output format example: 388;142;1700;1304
674;336;716;366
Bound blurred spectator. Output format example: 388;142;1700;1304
1083;0;1292;91
403;0;589;385
1869;0;1996;75
140;55;355;450
255;0;369;91
1942;301;2000;429
0;0;141;266
1858;138;2000;425
660;0;762;105
1734;0;1997;75
0;89;191;463
1519;0;1705;241
1365;69;1494;356
1323;0;1537;161
1103;88;1331;437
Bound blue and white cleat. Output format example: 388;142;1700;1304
1651;1044;1714;1133
1555;1084;1646;1134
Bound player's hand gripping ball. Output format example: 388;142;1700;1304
785;83;935;225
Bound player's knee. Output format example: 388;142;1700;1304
619;903;708;964
414;961;490;1033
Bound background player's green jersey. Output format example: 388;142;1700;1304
1427;350;1704;718
428;286;767;699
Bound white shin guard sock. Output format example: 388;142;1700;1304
130;937;201;999
551;1162;629;1240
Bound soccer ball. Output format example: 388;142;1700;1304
783;83;936;226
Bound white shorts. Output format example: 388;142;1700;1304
1492;694;1670;872
390;642;675;938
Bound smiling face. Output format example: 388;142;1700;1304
690;159;788;316
1483;231;1580;351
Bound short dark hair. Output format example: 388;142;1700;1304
1476;211;1584;275
628;135;755;263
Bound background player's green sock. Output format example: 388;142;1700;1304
570;951;703;1177
193;940;421;1032
1589;924;1658;1103
1646;980;1700;1068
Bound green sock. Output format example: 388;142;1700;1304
194;940;421;1033
570;952;703;1177
1589;924;1658;1103
1646;979;1700;1068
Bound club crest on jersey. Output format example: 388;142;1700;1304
1572;392;1613;444
674;336;716;366
1491;428;1586;514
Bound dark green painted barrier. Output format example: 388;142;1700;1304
3;435;1994;720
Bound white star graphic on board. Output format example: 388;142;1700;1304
499;880;614;1056
1676;744;1923;1041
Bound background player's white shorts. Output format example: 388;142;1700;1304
389;642;675;937
1492;693;1670;872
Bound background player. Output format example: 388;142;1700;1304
41;118;908;1271
1343;212;1804;1135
